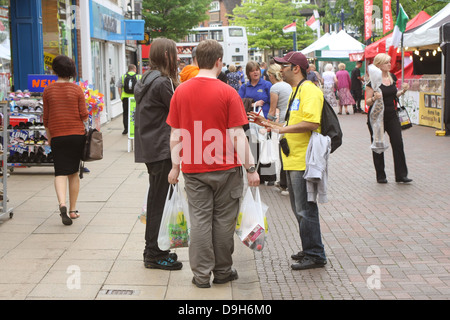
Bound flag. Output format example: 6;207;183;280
283;22;296;33
383;0;393;34
391;4;409;48
364;0;373;41
388;4;409;72
306;15;319;31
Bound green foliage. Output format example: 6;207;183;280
142;0;211;41
228;0;317;52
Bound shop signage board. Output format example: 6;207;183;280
27;75;58;92
90;0;144;42
419;92;442;129
90;0;124;42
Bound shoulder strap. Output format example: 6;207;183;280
284;79;306;125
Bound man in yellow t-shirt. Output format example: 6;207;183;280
258;51;326;271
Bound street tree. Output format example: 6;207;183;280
142;0;211;41
229;0;318;56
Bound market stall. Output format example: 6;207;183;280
302;30;365;62
402;3;450;132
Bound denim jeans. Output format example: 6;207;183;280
286;170;326;262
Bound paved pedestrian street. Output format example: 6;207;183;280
0;112;448;302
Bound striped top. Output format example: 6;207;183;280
43;82;89;138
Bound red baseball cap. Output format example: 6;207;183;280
274;51;309;70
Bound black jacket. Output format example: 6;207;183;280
134;70;175;163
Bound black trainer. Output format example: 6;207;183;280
291;251;305;261
144;257;182;270
144;252;178;263
169;252;178;261
291;256;327;270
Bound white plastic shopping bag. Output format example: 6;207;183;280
157;184;190;251
368;64;389;154
236;187;268;251
138;185;150;224
259;131;279;165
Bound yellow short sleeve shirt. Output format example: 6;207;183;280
281;81;323;171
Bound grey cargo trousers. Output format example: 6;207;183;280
183;167;243;285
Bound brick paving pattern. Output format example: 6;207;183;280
255;113;450;300
0;112;448;300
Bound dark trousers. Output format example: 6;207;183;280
122;98;129;131
143;159;172;261
351;89;362;112
368;113;408;181
279;145;287;189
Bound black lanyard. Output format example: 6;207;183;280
284;79;306;125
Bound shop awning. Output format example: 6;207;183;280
403;4;450;49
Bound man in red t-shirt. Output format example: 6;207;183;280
167;39;259;288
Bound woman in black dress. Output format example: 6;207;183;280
365;53;412;184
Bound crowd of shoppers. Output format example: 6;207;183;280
43;37;413;289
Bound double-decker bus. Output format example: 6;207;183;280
176;26;248;68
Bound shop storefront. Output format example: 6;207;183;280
9;0;80;92
89;0;126;124
6;0;144;125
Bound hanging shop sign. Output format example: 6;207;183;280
28;75;58;92
137;32;151;45
124;20;145;41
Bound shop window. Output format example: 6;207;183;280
42;0;76;73
91;41;104;92
108;43;120;101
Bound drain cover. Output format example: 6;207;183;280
100;289;138;296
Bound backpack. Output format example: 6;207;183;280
288;80;343;154
321;98;343;153
123;73;138;94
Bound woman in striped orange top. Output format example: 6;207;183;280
43;55;89;226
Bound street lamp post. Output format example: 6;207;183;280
328;0;356;31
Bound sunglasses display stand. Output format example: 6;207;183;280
1;101;14;221
5;95;53;169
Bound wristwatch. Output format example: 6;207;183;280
246;166;256;173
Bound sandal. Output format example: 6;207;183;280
59;205;72;225
69;210;80;219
